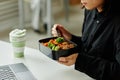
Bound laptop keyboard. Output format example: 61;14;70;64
0;65;17;80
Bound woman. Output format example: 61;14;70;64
52;0;120;80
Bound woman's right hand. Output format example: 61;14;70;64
52;24;72;41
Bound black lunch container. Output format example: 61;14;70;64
39;37;78;60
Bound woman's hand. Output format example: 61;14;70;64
52;24;72;41
58;53;78;66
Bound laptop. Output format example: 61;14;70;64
0;63;37;80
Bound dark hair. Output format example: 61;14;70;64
103;0;120;15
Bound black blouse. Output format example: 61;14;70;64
71;9;120;80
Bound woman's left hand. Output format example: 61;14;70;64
58;53;78;66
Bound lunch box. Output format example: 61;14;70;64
39;37;78;60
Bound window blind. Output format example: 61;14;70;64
0;0;19;31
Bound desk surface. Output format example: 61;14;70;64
0;40;94;80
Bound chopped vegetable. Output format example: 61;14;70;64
52;45;56;50
54;46;60;51
48;42;55;49
55;37;64;43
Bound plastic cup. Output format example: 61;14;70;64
9;29;26;58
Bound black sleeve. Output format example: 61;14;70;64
75;53;120;80
70;35;83;53
71;35;82;46
75;21;120;80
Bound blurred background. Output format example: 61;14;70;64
0;0;84;49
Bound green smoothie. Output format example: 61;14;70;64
9;29;26;58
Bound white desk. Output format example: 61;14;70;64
0;40;94;80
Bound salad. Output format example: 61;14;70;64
42;37;75;51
